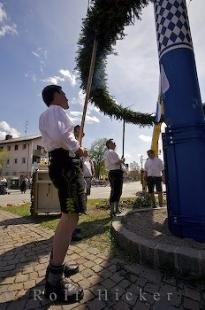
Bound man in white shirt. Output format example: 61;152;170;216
104;139;125;216
144;149;164;208
82;149;94;196
39;85;85;303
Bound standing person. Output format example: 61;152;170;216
144;149;164;208
0;176;7;194
39;85;86;303
104;139;125;217
20;176;27;194
82;149;95;197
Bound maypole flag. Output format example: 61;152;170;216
160;64;170;94
155;64;170;123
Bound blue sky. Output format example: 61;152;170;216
0;0;204;164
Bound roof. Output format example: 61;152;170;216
0;135;42;145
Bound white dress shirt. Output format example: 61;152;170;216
83;157;93;177
104;149;121;171
144;157;164;177
39;105;79;152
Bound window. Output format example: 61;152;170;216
37;145;42;150
15;145;18;150
7;145;11;151
22;158;26;164
7;159;10;165
14;158;18;164
23;144;26;150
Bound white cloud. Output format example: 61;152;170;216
32;48;47;60
72;90;100;114
124;152;132;160
32;51;41;58
42;75;64;85
138;134;152;143
88;104;100;113
86;115;100;123
42;68;77;87
69;111;100;125
59;69;76;86
0;3;17;38
78;89;85;105
31;48;48;74
0;3;7;23
0;121;20;140
70;111;82;117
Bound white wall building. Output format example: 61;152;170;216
0;135;46;178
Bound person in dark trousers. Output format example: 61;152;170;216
39;85;86;303
82;149;94;197
104;139;125;217
144;149;164;208
20;176;27;193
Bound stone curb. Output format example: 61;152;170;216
111;210;205;277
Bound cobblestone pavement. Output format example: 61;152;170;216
0;210;204;310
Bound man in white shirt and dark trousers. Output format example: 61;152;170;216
144;149;164;208
104;139;125;217
83;149;94;197
39;85;86;303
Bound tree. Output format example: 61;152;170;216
89;138;107;179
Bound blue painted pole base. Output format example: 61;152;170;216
163;124;205;242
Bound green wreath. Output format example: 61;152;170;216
76;0;154;126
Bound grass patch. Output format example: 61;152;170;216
0;203;30;217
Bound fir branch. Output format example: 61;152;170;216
76;0;154;126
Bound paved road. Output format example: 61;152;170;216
0;190;31;207
0;181;167;207
0;209;203;309
0;182;143;207
90;181;142;199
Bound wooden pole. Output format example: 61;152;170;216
79;39;98;145
122;119;125;157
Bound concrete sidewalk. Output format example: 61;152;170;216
0;210;203;309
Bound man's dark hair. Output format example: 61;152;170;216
106;139;113;149
74;125;85;138
147;149;154;154
42;85;62;106
74;125;80;132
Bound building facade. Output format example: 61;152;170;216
0;135;46;178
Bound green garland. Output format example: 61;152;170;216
76;0;154;126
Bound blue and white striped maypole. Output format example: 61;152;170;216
154;0;205;241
